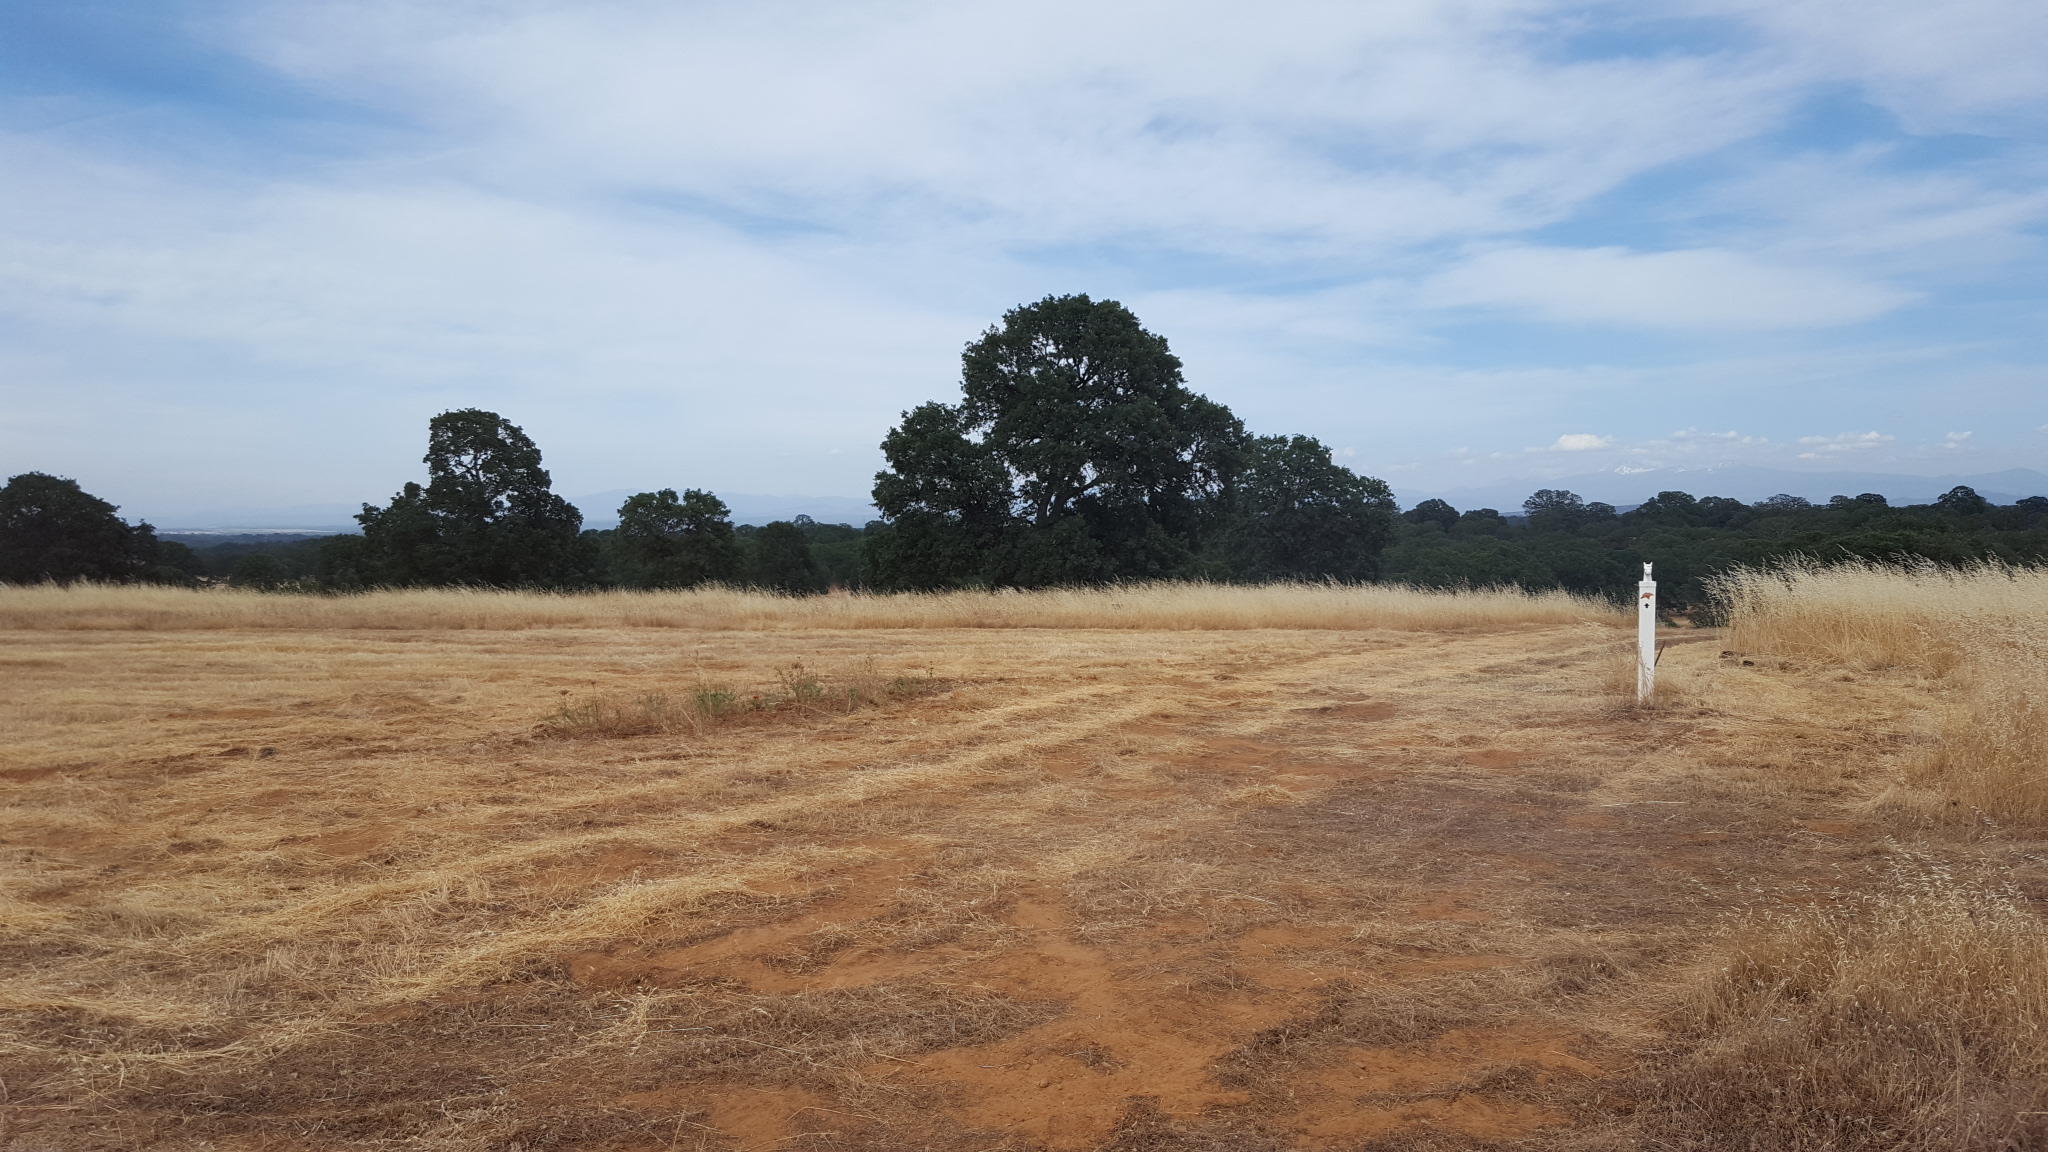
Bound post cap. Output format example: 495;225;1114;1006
1642;562;1653;578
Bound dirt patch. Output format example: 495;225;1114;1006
1408;890;1493;924
616;1083;832;1146
1295;700;1401;723
290;824;395;862
894;894;1292;1149
1295;1093;1570;1144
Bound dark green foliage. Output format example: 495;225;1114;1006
1381;484;2048;613
1522;489;1588;532
156;532;418;591
614;488;740;588
749;521;822;593
229;553;287;590
955;294;1243;537
869;402;1011;589
356;409;592;587
1936;485;1990;515
1695;496;1750;527
869;294;1257;588
313;535;370;591
1635;491;1700;526
1218;435;1396;580
0;472;163;584
1457;507;1508;535
151;540;205;586
1404;498;1459;530
790;517;867;589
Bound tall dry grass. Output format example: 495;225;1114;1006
1665;558;2048;1149
1708;556;2048;672
0;580;1620;632
1919;620;2048;826
1710;557;2048;825
1644;864;2048;1151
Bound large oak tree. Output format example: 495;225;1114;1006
357;409;591;587
868;294;1250;588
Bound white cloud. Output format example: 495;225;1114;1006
1798;431;1894;446
1549;433;1614;452
1667;428;1770;446
1423;245;1915;330
1943;431;1974;448
1795;430;1897;459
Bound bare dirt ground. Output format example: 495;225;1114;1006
1;623;1931;1150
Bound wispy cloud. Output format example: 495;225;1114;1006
1423;245;1915;331
1796;431;1898;459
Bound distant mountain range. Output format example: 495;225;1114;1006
134;491;882;534
1404;466;2048;513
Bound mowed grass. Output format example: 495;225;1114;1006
2;569;2042;1150
0;578;1621;632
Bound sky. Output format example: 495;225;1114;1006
2;0;2045;521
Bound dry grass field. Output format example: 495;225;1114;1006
3;575;2043;1151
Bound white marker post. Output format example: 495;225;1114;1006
1637;562;1657;703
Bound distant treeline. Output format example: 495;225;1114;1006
1384;487;2048;611
4;294;2045;609
151;516;873;595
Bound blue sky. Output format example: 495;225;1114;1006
1;0;2044;519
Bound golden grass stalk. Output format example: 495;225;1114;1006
1916;620;2048;825
1646;866;2048;1151
0;580;1620;632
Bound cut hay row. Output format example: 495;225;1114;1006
0;580;1621;632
